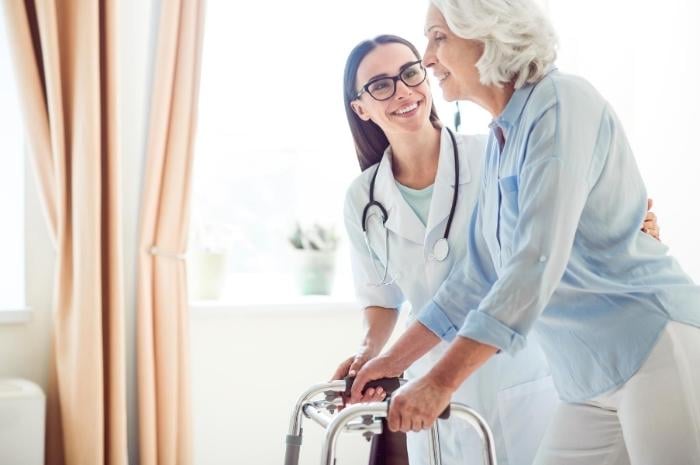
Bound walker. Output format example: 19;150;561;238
284;377;497;465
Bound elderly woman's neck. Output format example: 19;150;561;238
387;124;441;189
477;81;516;118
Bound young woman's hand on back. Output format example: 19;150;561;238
642;198;660;240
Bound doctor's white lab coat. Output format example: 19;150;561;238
343;127;558;465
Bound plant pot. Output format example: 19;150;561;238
292;249;337;295
189;250;229;300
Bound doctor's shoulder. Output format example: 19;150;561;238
455;132;489;175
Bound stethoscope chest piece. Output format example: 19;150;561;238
362;128;459;282
432;238;450;261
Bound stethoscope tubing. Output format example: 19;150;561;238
362;128;460;285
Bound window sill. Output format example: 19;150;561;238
190;295;358;316
0;307;32;325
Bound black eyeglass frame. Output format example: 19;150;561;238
354;60;427;101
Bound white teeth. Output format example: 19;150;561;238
395;102;418;115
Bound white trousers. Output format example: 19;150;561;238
534;321;700;465
405;337;558;465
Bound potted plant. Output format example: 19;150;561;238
188;223;236;300
288;222;339;295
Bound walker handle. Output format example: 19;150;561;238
344;376;401;397
344;376;450;420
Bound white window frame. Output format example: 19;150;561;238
0;9;29;323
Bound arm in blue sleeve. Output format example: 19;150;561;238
458;101;610;354
417;196;498;341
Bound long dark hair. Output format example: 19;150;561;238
343;35;442;171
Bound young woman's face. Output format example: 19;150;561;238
351;43;433;136
423;4;484;102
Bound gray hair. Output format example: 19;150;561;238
431;0;558;89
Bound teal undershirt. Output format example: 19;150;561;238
395;181;434;227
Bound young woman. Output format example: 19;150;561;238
335;34;659;465
351;2;698;464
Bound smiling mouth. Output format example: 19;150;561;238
436;72;450;83
392;101;421;117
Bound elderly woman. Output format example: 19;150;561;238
351;1;700;464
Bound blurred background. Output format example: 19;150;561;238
1;0;698;464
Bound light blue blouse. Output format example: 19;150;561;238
417;70;700;402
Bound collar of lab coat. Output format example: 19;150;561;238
372;147;425;245
427;127;472;236
372;127;472;246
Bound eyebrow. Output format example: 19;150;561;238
366;61;418;83
424;25;440;36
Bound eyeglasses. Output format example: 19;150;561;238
354;60;427;101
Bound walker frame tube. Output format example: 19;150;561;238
284;381;497;465
284;381;346;465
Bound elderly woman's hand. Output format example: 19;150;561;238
386;375;452;433
642;198;660;240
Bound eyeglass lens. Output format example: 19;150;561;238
367;62;426;100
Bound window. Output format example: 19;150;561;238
0;10;27;320
189;1;490;302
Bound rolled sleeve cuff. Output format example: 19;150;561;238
355;288;404;311
458;311;527;355
416;301;458;341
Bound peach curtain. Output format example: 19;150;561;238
136;0;205;464
1;1;127;465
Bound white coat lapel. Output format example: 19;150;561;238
373;149;426;245
425;128;473;252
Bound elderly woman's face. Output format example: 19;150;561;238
423;4;484;102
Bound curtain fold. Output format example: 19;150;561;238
2;1;127;464
136;0;206;464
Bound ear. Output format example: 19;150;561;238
351;100;371;121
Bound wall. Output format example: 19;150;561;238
189;304;411;465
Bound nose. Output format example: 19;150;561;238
423;43;437;69
394;78;413;99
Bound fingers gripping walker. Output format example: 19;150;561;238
284;377;497;465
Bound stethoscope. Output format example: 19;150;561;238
361;127;460;286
